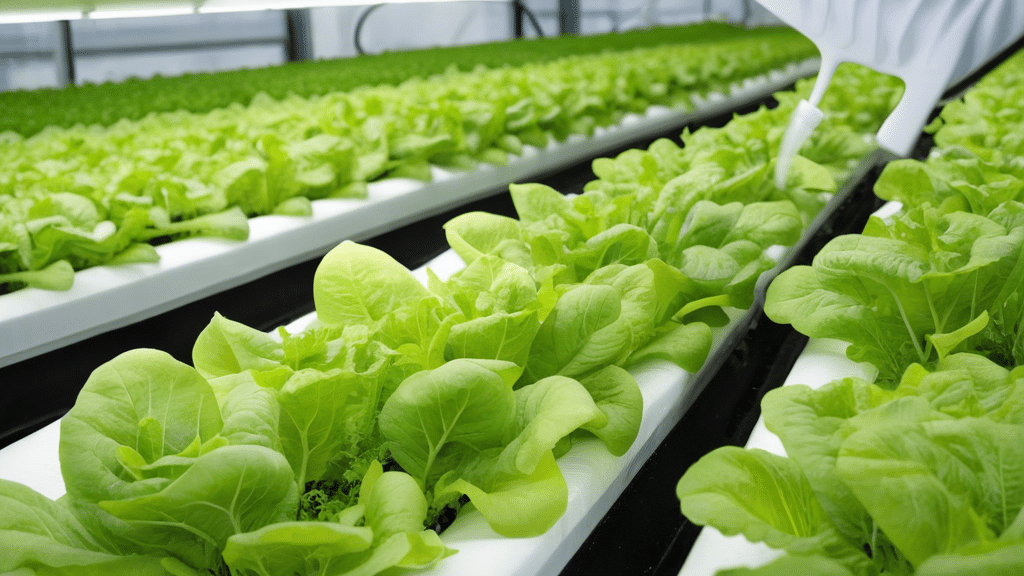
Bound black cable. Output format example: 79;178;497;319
354;3;385;56
356;2;543;55
356;1;540;56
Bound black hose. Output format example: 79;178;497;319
356;2;545;56
354;4;385;56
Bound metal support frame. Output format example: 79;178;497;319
285;8;313;61
72;37;289;57
53;20;75;87
510;1;545;39
558;0;579;35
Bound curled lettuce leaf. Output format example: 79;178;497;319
0;479;190;576
60;349;226;503
314;241;429;328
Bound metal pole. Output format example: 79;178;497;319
513;0;525;38
558;0;580;35
53;20;75;87
285;9;313;61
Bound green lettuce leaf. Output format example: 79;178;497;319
313;241;429;328
379;359;517;490
0;480;188;575
99;445;298;554
60;349;225;503
677;446;831;550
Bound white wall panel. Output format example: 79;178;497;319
310;6;360;60
74;44;286;84
0;21;58;90
0;10;287;91
0;57;57;91
68;11;285;51
311;3;512;61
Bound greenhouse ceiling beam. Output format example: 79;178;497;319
70;36;289;56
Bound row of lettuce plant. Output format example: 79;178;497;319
0;24;804;137
0;31;816;295
0;62;901;576
677;47;1024;575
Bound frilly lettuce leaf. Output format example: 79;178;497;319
677;446;831;549
194;312;394;487
576;365;644;456
222;462;450;576
520;283;623;384
380;358;634;537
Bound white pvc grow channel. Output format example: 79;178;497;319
0;164;876;576
679;202;905;576
0;58;820;369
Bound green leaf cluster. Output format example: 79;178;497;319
928;50;1024;161
0;24;813;137
584;62;902;220
0;236;655;573
767;50;1024;386
0;42;907;575
0;28;814;295
766;202;1024;386
442;64;901;331
309;241;652;537
874;51;1024;217
689;46;1024;576
678;355;1024;575
0;342;448;575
